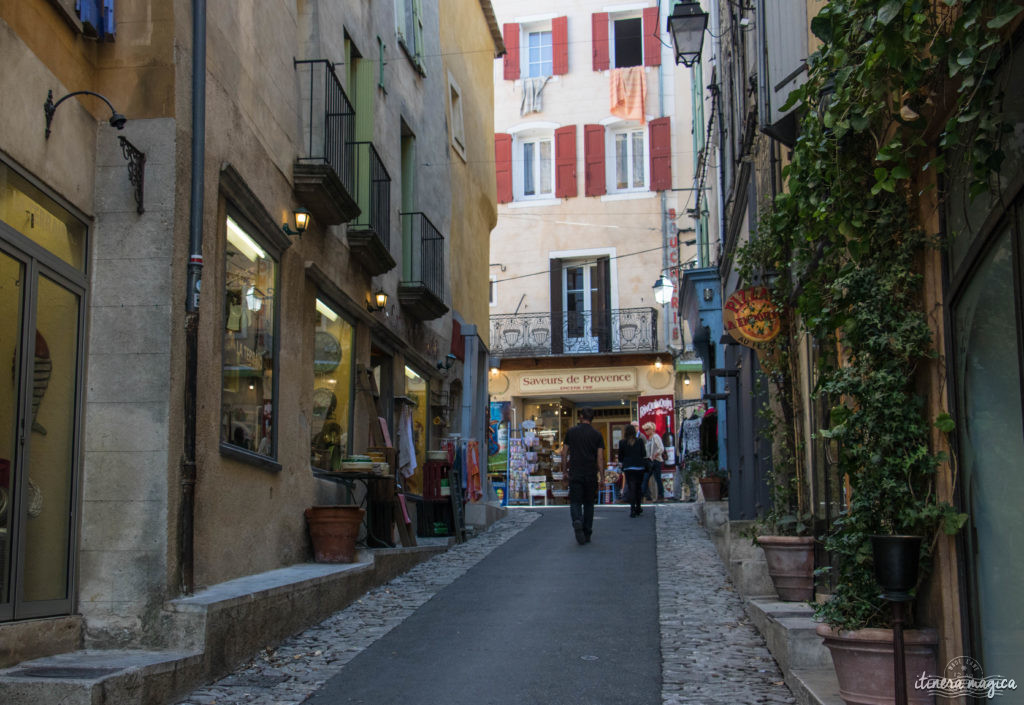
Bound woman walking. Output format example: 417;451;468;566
618;424;648;517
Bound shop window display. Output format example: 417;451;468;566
310;299;355;471
404;366;428;493
222;214;278;457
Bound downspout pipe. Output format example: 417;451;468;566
181;0;206;595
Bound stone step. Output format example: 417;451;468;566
0;649;203;705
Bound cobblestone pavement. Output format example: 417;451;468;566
175;511;540;705
658;505;795;705
177;504;795;705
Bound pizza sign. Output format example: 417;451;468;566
723;286;782;349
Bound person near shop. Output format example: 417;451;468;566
561;407;605;544
642;421;666;502
618;423;649;518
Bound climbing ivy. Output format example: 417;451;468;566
736;0;1017;630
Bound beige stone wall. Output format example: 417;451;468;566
441;0;499;342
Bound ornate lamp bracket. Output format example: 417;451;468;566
118;136;146;214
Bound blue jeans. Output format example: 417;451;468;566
643;461;664;499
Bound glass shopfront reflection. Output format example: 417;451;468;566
0;161;86;621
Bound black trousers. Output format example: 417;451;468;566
569;475;598;535
624;469;646;514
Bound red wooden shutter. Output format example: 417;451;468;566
642;6;661;67
584;124;606;197
552;16;569;75
591;13;609;71
554;125;577;198
503;23;520;80
649;117;671;192
495;133;513;203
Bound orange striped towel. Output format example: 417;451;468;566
610;66;646;123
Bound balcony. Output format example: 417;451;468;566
490;308;658;357
293;60;360;226
347;142;395;276
398;212;448;320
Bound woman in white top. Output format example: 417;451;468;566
642;422;666;502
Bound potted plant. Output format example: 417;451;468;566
729;0;996;700
305;505;364;563
692;459;727;502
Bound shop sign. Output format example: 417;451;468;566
517;368;637;394
638;394;674;439
723;286;782;349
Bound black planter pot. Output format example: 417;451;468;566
870;535;922;601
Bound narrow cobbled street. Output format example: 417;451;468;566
176;504;793;705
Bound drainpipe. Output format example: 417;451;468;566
181;0;206;595
658;0;671;352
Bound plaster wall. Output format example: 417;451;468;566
489;0;679;327
441;0;499;342
188;0;458;591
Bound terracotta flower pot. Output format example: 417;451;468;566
305;505;365;563
698;476;722;501
757;535;815;601
816;623;938;705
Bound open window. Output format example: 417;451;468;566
592;6;661;71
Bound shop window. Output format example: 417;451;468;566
310;298;355;471
404;366;429;493
222;213;278;458
0;166;86;271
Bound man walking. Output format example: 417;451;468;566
561;407;604;545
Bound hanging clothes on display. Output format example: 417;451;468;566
700;408;718;462
398;405;417;479
680;415;702;458
466;440;482;502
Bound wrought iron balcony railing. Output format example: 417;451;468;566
397;212;448;320
350;142;391;247
293;59;359;224
490;307;658;357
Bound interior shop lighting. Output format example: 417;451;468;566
315;298;339;321
227;216;267;262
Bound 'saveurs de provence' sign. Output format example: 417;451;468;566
517;367;637;394
723;286;782;349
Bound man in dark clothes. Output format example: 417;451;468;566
560;407;605;545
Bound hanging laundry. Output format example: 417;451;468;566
398;406;417;479
610;66;646;123
466;440;482;502
520;76;551;116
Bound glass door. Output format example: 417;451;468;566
0;247;25;620
0;243;83;621
563;263;598;353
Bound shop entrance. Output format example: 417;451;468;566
1;165;87;621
